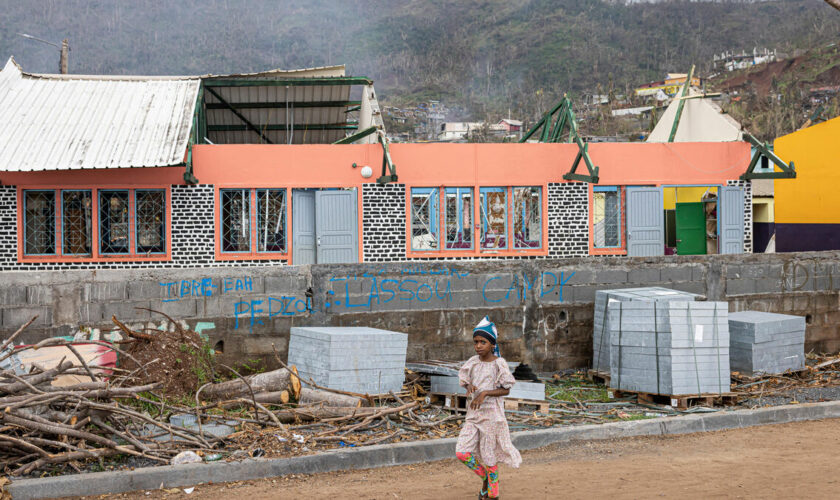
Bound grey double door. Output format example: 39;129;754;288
292;189;359;265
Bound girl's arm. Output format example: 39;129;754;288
469;387;510;409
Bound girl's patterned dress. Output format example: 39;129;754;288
455;356;522;498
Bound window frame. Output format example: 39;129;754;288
215;187;290;261
512;185;543;250
22;189;57;257
405;184;547;258
589;184;627;256
443;187;474;251
17;186;171;262
134;189;167;256
60;189;93;257
409;187;440;252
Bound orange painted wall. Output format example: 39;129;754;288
190;141;749;187
2;142;749;189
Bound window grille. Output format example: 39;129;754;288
62;191;92;255
136;190;166;254
593;187;621;248
221;189;251;252
445;187;473;249
513;186;542;248
410;188;439;251
23;191;55;255
479;188;508;249
256;189;286;253
98;191;130;254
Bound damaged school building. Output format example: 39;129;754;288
1;57;837;371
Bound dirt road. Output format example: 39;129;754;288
86;418;840;499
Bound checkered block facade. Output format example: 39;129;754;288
0;184;276;271
361;182;589;262
362;183;407;262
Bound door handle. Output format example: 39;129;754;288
317;237;321;246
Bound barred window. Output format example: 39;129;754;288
410;188;438;251
445;187;472;250
24;191;55;255
99;190;130;254
136;190;166;254
256;189;286;253
21;188;168;260
221;189;251;252
479;188;508;250
62;190;92;255
593;186;621;248
513;186;541;249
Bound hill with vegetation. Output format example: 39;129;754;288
1;0;839;127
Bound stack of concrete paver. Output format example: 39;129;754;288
728;311;806;376
288;326;408;394
592;287;701;373
609;301;730;395
430;375;545;401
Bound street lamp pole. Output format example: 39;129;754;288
16;33;69;74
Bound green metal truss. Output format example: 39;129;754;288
519;95;600;183
333;126;398;185
740;132;796;180
668;65;695;143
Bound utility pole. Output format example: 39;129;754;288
60;39;69;74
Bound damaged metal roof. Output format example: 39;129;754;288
0;57;200;171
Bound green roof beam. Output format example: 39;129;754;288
205;100;361;110
740;132;796;180
333;126;378;144
203;77;373;87
668;65;695;143
208;124;358;132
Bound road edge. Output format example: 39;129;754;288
8;400;840;499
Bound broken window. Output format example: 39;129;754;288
23;190;55;255
513;186;541;248
136;190;166;254
99;190;130;254
593;186;621;248
62;190;92;255
221;189;251;252
256;189;286;253
410;188;439;251
445;187;473;249
479;187;507;249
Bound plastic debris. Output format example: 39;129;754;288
170;451;202;465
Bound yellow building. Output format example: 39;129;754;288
774;116;840;251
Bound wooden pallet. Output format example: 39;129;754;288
586;369;611;387
427;393;550;414
612;390;739;409
427;392;469;412
503;397;550;414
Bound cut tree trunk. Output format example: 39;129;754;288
298;388;368;407
201;367;301;401
273;406;379;423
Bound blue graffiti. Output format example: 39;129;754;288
161;277;253;302
234;296;313;333
482;271;575;303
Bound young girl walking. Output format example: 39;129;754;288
455;317;522;499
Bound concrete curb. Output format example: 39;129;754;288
9;400;840;499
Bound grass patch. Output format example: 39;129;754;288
546;373;611;404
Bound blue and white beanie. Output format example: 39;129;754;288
473;316;500;357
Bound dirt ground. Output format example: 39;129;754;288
79;418;840;500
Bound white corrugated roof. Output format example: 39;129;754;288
0;57;200;171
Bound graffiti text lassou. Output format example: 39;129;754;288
159;269;575;333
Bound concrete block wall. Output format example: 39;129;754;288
2;251;839;371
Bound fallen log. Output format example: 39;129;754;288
200;367;302;401
273;406;380;423
299;387;368;407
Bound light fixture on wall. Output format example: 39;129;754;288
360;166;373;179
